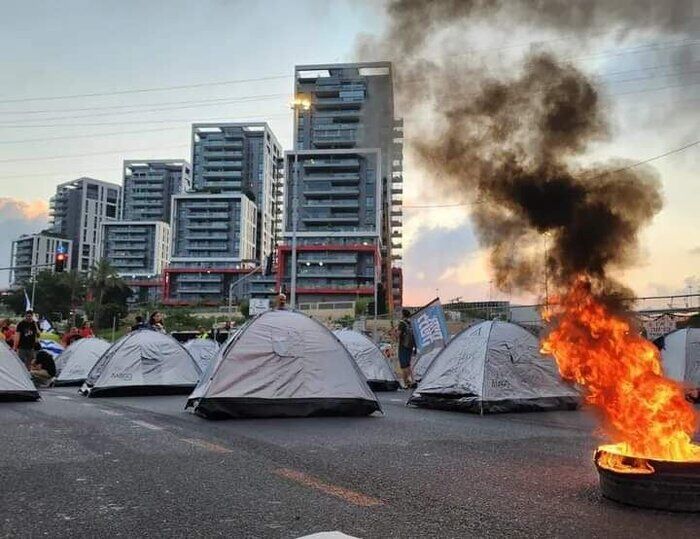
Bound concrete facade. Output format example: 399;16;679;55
191;123;283;267
122;160;191;223
10;233;72;284
49;177;121;272
166;193;257;304
101;221;170;278
280;62;403;309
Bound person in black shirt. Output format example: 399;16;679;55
397;309;417;389
15;310;39;369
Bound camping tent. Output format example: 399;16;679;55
333;329;399;391
413;347;444;382
658;328;700;396
408;320;578;413
187;310;381;418
184;338;220;373
80;330;201;397
0;341;40;401
55;337;111;386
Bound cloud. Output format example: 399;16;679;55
0;198;50;287
689;246;700;255
403;224;479;304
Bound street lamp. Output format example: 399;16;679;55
289;95;311;309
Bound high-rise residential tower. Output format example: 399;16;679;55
49;177;121;272
164;193;257;304
280;62;404;311
191;122;283;267
121;159;191;222
101;160;190;303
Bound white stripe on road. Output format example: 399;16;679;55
99;409;123;417
388;398;405;403
55;396;73;400
130;420;164;431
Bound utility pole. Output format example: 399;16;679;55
289;96;310;309
290;153;299;309
228;266;263;320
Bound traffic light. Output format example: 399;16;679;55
54;252;67;273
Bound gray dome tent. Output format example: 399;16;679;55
659;328;700;398
80;330;201;397
187;310;381;419
409;321;578;414
334;328;399;391
55;337;111;386
0;342;39;401
184;338;220;373
413;346;443;382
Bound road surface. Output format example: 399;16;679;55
1;388;698;538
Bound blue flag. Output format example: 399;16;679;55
410;298;449;354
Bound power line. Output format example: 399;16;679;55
0;94;288;125
0;144;190;164
0;92;288;116
402;138;700;210
0;35;696;106
0;74;291;104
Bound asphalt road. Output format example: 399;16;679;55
1;387;698;538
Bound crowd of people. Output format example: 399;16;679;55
0;309;171;388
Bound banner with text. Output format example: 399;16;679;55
410;298;449;354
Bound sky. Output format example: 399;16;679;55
1;0;698;305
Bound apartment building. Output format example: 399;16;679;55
101;221;170;278
122;160;191;222
9;232;72;284
49;177;121;272
282;62;404;310
164;193;257;304
191;123;283;267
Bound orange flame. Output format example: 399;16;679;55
541;276;700;469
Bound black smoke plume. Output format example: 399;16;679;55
360;0;696;298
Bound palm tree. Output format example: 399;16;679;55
60;270;86;326
88;259;122;330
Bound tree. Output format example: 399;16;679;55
86;259;130;329
1;270;86;321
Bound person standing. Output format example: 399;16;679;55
1;319;15;347
14;310;40;369
148;311;166;333
397;309;416;389
79;321;94;338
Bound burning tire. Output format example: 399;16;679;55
595;448;700;512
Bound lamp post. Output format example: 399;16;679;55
228;266;263;320
289;96;311;309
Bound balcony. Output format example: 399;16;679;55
314;98;363;110
303;199;359;208
302;215;360;224
177;287;222;295
303;159;360;170
305;186;359;197
185;223;230;230
186;212;231;219
202;171;242;179
304;173;360;182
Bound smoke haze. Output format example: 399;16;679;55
359;0;696;298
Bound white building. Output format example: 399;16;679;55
49;177;121;272
10;232;73;284
101;221;170;278
165;193;257;304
